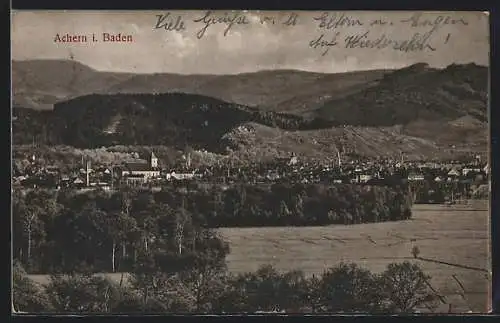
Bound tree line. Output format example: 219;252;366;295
13;183;412;274
408;180;482;203
192;183;412;227
13;259;439;314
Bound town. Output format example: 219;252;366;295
12;149;489;202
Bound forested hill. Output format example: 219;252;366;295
12;60;488;159
12;91;486;161
12;93;323;151
316;63;488;126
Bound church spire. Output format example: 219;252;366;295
150;152;158;168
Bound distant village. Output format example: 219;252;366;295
12;149;489;199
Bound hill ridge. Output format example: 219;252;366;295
12;60;488;160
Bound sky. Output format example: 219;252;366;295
11;10;489;75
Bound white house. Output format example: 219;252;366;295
359;174;373;183
166;172;196;181
288;156;299;166
408;173;425;181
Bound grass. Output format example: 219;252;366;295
27;200;490;313
219;200;490;313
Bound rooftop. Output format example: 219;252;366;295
123;162;160;172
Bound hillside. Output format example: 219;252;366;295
12;93;314;151
12;91;484;161
12;59;388;113
12;60;133;110
316;63;488;126
12;60;487;123
221;122;451;162
12;60;488;160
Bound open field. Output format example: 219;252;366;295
219;200;490;313
27;201;490;313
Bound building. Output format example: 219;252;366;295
359;174;373;183
434;176;444;182
45;165;59;175
484;163;489;175
447;168;461;181
121;152;161;181
288;156;299;166
73;178;85;188
124;174;148;186
408;173;425;181
166;171;197;181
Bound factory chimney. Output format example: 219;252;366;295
86;159;91;187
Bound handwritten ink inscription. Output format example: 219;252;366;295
344;31;436;52
192;11;250;39
309;33;340;56
150;11;473;55
313;12;364;29
260;16;276;25
307;12;470;55
154;13;187;32
400;12;468;28
282;12;299;26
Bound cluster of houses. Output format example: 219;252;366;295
12;151;489;192
12;152;201;190
196;155;489;187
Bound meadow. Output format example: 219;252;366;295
219;200;490;313
28;201;490;313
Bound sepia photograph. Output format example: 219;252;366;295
11;10;491;314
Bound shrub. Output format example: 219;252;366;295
45;274;123;313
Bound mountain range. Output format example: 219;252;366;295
12;59;488;161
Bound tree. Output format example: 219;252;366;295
129;251;162;309
118;189;133;230
317;263;382;313
134;208;159;253
12;260;53;312
305;274;323;313
13;194;46;268
54;202;109;272
231;265;283;312
174;263;228;312
215;265;312;313
113;291;164;313
12;189;62;271
278;200;291;224
46;273;123;313
277;269;311;312
105;211;138;272
292;192;305;223
378;262;437;313
411;246;421;259
168;230;231;312
213;274;251;313
174;207;190;256
128;213;230;313
327;210;340;224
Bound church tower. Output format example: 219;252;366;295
150;152;158;168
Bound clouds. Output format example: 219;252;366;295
11;10;489;74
